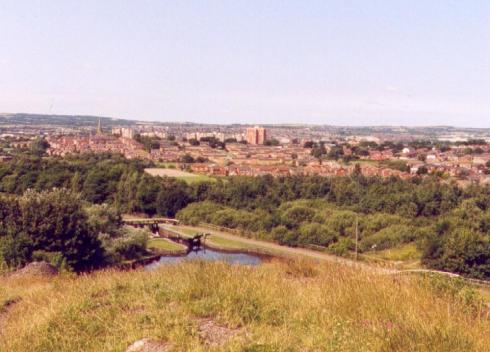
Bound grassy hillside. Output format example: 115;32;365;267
0;260;489;352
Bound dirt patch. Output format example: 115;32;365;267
195;318;244;347
145;168;198;178
126;338;172;352
11;261;58;278
0;296;21;331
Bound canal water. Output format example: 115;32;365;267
145;248;263;270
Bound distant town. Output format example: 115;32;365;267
1;113;490;186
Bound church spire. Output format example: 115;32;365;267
96;117;102;134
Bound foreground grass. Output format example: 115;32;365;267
0;260;489;352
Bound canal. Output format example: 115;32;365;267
145;248;263;270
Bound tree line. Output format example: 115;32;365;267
0;153;489;277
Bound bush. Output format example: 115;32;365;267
0;189;104;272
297;223;337;247
281;206;316;228
422;229;490;279
328;238;354;256
176;201;225;225
101;227;149;263
271;226;298;246
361;224;415;251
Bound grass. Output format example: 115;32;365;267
0;260;489;351
477;287;490;303
144;168;217;184
361;243;423;270
176;174;216;185
154;162;177;168
163;226;196;237
365;243;422;261
205;235;256;250
148;238;186;253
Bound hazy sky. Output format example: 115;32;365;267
1;1;490;127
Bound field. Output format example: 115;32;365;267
362;243;423;269
144;168;216;184
0;260;488;352
148;238;187;253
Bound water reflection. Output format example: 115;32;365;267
145;248;263;270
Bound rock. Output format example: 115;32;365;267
12;261;58;278
196;318;243;347
126;338;171;352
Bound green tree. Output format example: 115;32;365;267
0;189;104;272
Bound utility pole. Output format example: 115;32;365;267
355;216;359;261
355;171;361;261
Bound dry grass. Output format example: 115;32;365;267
0;260;489;351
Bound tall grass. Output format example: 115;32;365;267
0;260;488;351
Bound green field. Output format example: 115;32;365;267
148;238;186;253
366;243;422;261
145;167;217;184
153;162;177;168
205;235;256;250
176;174;217;184
361;243;422;269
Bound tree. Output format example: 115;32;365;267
417;166;429;175
31;138;50;156
422;229;490;279
0;189;104;272
297;223;336;247
82;168;112;203
264;138;280;146
311;143;327;159
281;206;316;228
135;175;161;215
156;181;191;217
326;146;343;160
180;154;195;163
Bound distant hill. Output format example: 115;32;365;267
0;113;136;128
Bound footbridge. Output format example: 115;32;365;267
123;217;208;251
123;218;180;233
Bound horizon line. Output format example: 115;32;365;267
1;111;490;130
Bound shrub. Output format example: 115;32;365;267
297;223;337;247
361;224;415;251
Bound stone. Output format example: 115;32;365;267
126;338;171;352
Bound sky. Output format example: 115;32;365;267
1;1;490;127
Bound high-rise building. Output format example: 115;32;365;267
246;126;267;145
111;127;134;139
257;127;266;144
121;128;134;139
